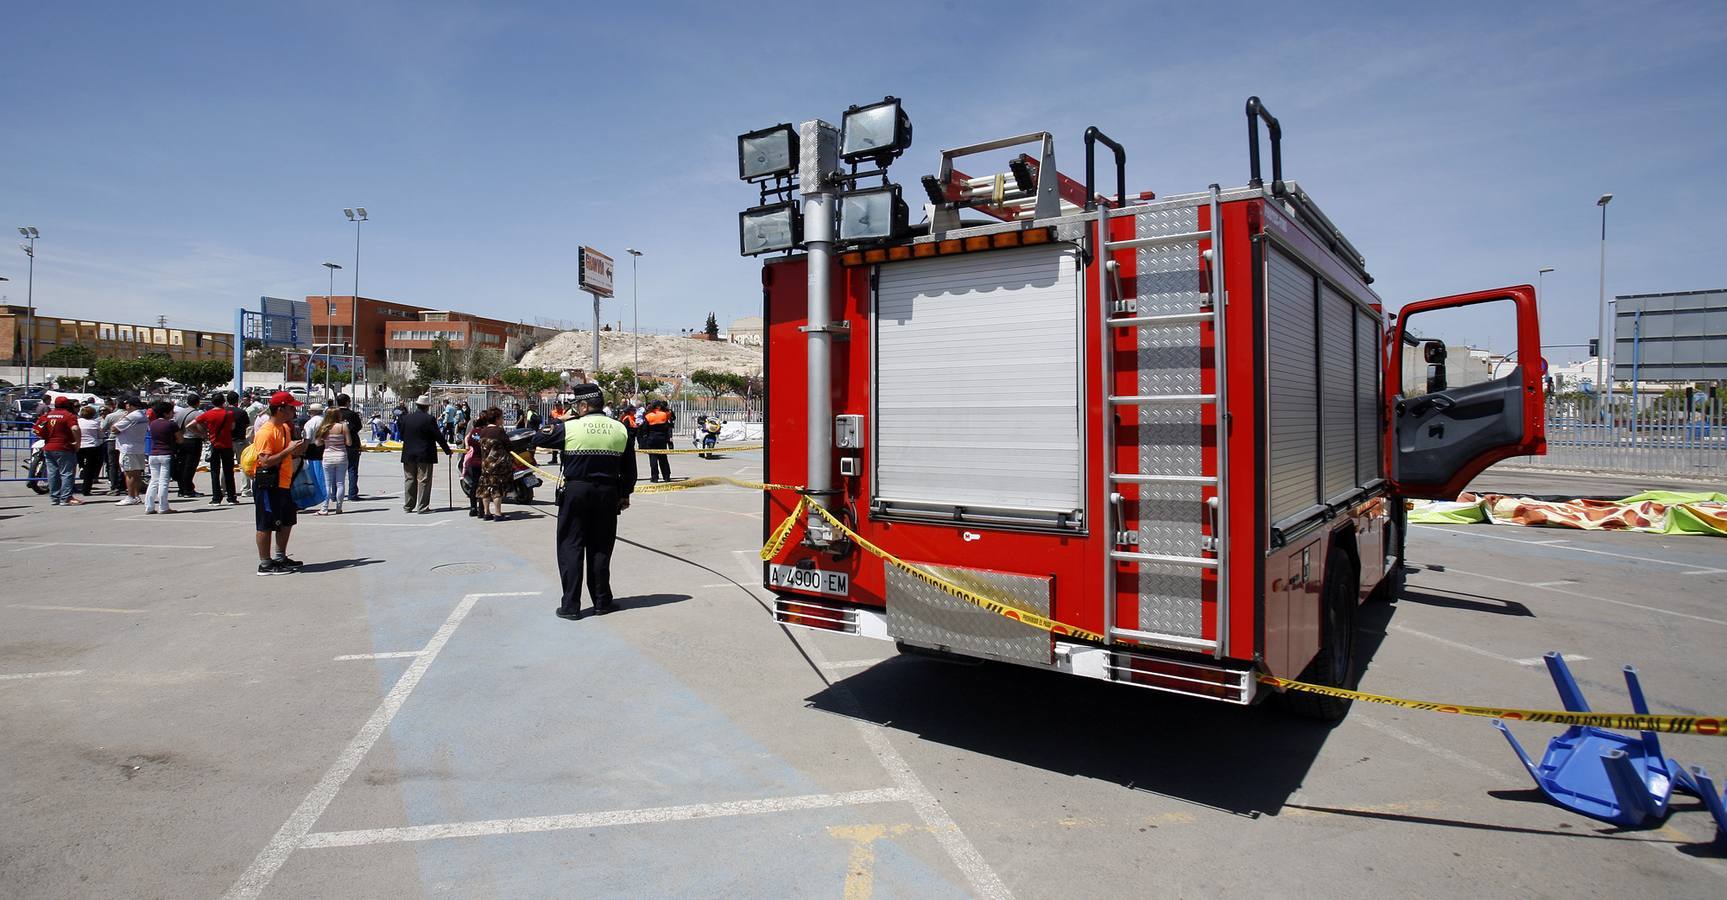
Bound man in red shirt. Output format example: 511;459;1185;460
196;394;240;505
34;397;84;507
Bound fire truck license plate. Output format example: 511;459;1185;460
768;564;849;598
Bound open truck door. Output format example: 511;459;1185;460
1386;285;1545;500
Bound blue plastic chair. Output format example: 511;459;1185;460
1674;766;1727;844
1493;653;1680;827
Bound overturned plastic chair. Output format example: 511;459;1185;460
1674;766;1727;844
1493;653;1681;827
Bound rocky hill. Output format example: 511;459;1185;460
517;330;761;378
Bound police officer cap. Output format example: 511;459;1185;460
569;383;603;405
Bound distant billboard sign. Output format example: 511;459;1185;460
286;351;366;385
1613;289;1727;382
258;296;311;347
578;246;614;297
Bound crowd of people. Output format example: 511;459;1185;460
28;389;727;600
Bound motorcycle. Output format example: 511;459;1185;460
25;437;48;495
505;427;541;504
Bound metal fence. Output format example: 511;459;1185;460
1;419;40;484
1498;392;1727;479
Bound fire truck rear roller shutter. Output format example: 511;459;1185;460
1266;247;1320;525
874;244;1083;526
1320;285;1357;500
1356;308;1383;484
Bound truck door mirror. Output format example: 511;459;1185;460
1426;365;1447;395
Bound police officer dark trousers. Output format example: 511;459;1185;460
532;384;637;619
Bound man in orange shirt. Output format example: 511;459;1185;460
251;391;306;576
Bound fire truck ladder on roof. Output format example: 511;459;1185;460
1099;185;1230;659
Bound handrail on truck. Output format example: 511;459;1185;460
1245;96;1284;196
1083;126;1126;211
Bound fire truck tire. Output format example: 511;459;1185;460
1284;547;1360;722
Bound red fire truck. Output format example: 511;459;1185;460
750;97;1544;718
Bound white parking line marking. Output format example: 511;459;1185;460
1437;566;1727;627
1390;625;1588;667
0;669;86;681
821;659;887;671
0;539;216;550
1425;526;1727;573
301;788;911;849
9;604;146;614
222;590;542;900
332;651;425;661
783;620;1011;900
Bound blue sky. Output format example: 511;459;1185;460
3;1;1723;363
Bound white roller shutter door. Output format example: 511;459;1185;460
874;244;1082;522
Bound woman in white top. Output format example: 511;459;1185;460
76;405;104;495
315;415;350;515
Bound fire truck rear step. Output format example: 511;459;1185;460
1105;230;1210;251
1107;311;1213;328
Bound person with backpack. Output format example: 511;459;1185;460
196;393;240;505
34;397;83;507
248;391;306;575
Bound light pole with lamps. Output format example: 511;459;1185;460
322;262;343;398
343;207;367;397
17;227;39;390
1595;193;1612;415
626;248;643;398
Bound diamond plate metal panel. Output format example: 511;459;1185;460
1136;565;1205;638
886;564;1052;665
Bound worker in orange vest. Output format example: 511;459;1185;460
642;401;673;483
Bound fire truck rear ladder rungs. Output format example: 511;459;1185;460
1107;312;1211;328
1108;393;1215;406
1104;230;1209;251
1110;473;1217;485
1109;551;1218;568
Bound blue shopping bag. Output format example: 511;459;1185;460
292;458;327;509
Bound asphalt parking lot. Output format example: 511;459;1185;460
1;454;1723;898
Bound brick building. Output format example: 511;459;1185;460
1;305;233;367
308;297;556;375
306;296;426;369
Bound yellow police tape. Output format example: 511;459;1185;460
501;459;1727;737
507;451;794;497
639;444;764;456
1257;674;1725;736
796;501;1109;643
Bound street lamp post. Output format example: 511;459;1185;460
344;207;367;398
1537;266;1553;344
626;248;643;398
322;262;343;398
1595;193;1612;418
17;227;39;390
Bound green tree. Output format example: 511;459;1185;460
414;337;458;384
500;367;563;394
704;312;720;340
688;368;744;400
248;347;286;373
40;344;96;367
461;346;509;383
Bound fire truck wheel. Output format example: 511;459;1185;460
1285;548;1360;722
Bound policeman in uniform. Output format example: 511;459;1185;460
532;383;637;619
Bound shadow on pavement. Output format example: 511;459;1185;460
1401;587;1534;617
296;557;386;573
804;601;1395;817
615;593;692;611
